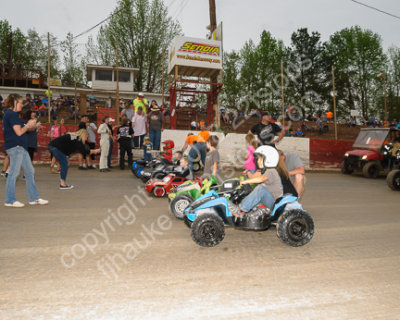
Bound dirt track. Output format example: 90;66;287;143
1;167;399;319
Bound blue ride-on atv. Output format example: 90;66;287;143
183;146;314;248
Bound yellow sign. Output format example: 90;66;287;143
179;42;220;56
48;78;62;86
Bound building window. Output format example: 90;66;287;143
95;70;112;81
114;71;130;82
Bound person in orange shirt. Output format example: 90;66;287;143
326;111;333;122
198;121;211;142
181;133;206;171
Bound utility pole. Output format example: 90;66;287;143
332;65;338;140
162;47;165;107
209;0;220;129
115;40;120;126
47;32;51;124
281;59;285;127
74;82;77;124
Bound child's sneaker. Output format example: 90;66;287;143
228;201;246;218
59;185;74;190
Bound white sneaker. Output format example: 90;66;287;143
29;198;49;205
5;201;25;208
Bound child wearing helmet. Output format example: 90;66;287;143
230;146;283;217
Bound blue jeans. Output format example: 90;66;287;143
188;142;206;171
5;146;39;203
108;138;113;167
240;185;275;212
48;146;68;182
149;129;161;150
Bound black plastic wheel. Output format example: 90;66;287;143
341;161;353;175
191;213;225;247
362;161;380;178
276;210;314;247
387;170;400;191
152;186;166;197
192;162;201;172
170;194;194;219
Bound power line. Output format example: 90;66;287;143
350;0;400;20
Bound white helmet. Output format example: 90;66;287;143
254;145;279;170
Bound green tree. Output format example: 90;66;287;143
221;51;241;107
287;28;328;117
61;32;84;85
325;26;387;119
386;46;400;120
85;0;181;92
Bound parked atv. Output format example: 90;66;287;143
342;128;400;178
145;175;190;197
184;187;314;248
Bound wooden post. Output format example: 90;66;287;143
74;82;77;124
80;92;87;115
332;65;338;141
383;72;387;124
47;32;51;124
162;47;165;107
209;0;220;129
115;40;120;125
281;59;285;127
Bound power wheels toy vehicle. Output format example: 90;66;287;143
168;175;219;219
145;175;189;197
184;188;314;248
184;145;314;248
140;162;183;183
342;128;400;178
132;158;168;178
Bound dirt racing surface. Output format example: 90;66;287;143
0;167;399;319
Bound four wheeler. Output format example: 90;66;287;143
132;158;170;178
145;175;191;197
184;187;314;248
342;128;400;178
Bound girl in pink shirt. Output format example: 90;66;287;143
244;133;258;175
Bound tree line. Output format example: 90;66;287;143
222;27;400;121
0;0;399;120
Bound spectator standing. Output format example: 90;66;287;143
249;112;285;147
59;118;67;136
107;118;116;168
117;115;134;170
98;116;111;172
22;110;41;161
132;106;146;148
2;94;48;207
134;92;148;113
77;115;94;170
48;118;61;174
198;122;211;142
143;137;153;162
86;120;98;169
122;101;135;122
147;103;163;150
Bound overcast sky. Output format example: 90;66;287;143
1;0;399;53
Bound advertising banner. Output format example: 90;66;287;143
168;36;222;75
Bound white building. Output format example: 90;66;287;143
86;64;139;92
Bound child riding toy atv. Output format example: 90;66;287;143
184;146;314;248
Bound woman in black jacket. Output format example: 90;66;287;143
49;129;99;189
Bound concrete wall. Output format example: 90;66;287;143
0;125;348;170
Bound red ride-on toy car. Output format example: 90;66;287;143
342;128;400;178
145;175;189;197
